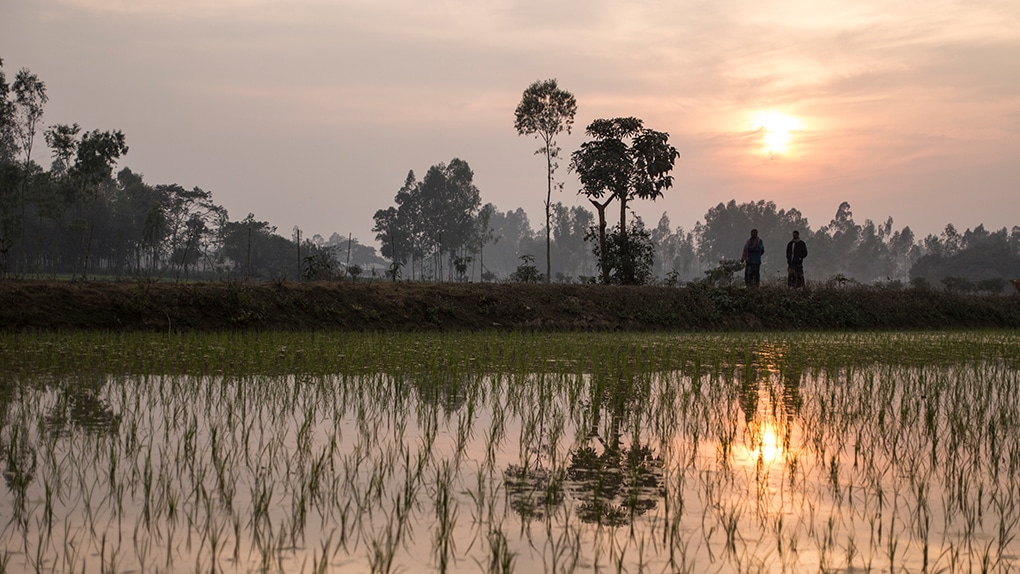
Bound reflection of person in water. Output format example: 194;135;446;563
782;365;804;422
738;366;759;425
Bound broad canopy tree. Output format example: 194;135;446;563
570;117;679;284
515;79;577;283
220;214;291;281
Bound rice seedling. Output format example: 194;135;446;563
1;330;1020;572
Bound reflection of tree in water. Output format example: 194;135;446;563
2;375;122;531
2;427;37;529
2;375;121;520
567;439;662;526
504;464;564;520
504;371;664;526
2;380;37;527
43;375;122;436
781;363;804;421
410;372;470;414
3;423;36;493
572;370;663;525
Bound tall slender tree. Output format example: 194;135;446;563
514;79;577;282
0;61;15;273
475;202;498;281
10;69;47;272
12;69;47;172
0;59;15;164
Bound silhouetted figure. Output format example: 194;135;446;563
741;229;764;287
786;230;807;288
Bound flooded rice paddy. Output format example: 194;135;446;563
1;330;1019;573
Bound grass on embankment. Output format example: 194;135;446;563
2;279;1019;332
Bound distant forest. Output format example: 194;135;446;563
2;60;1018;292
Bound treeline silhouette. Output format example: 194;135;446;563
2;60;1017;291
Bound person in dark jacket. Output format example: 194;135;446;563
786;230;808;288
741;229;765;287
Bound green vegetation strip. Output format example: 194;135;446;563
4;330;1019;378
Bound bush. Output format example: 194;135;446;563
941;276;973;293
975;277;1007;295
453;256;472;282
587;222;655;285
348;264;363;281
511;255;543;284
302;252;337;281
824;274;857;289
386;261;403;282
909;276;930;291
700;259;744;287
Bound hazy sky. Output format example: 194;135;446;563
3;0;1019;248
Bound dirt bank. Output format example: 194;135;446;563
2;279;1018;332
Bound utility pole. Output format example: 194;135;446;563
295;227;301;280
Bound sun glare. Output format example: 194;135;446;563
731;420;785;468
755;423;782;464
752;112;802;157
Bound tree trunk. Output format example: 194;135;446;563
590;197;613;284
619;195;633;284
545;145;553;283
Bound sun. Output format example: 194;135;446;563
751;112;802;157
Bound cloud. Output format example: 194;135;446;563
5;0;1019;243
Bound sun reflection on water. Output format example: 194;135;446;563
754;422;782;464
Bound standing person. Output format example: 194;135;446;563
741;229;764;287
786;230;808;288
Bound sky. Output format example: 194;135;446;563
3;0;1019;249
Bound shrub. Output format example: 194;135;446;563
586;224;655;285
700;259;744;287
909;276;930;291
511;255;543;284
975;277;1007;295
348;264;363;281
941;276;973;293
